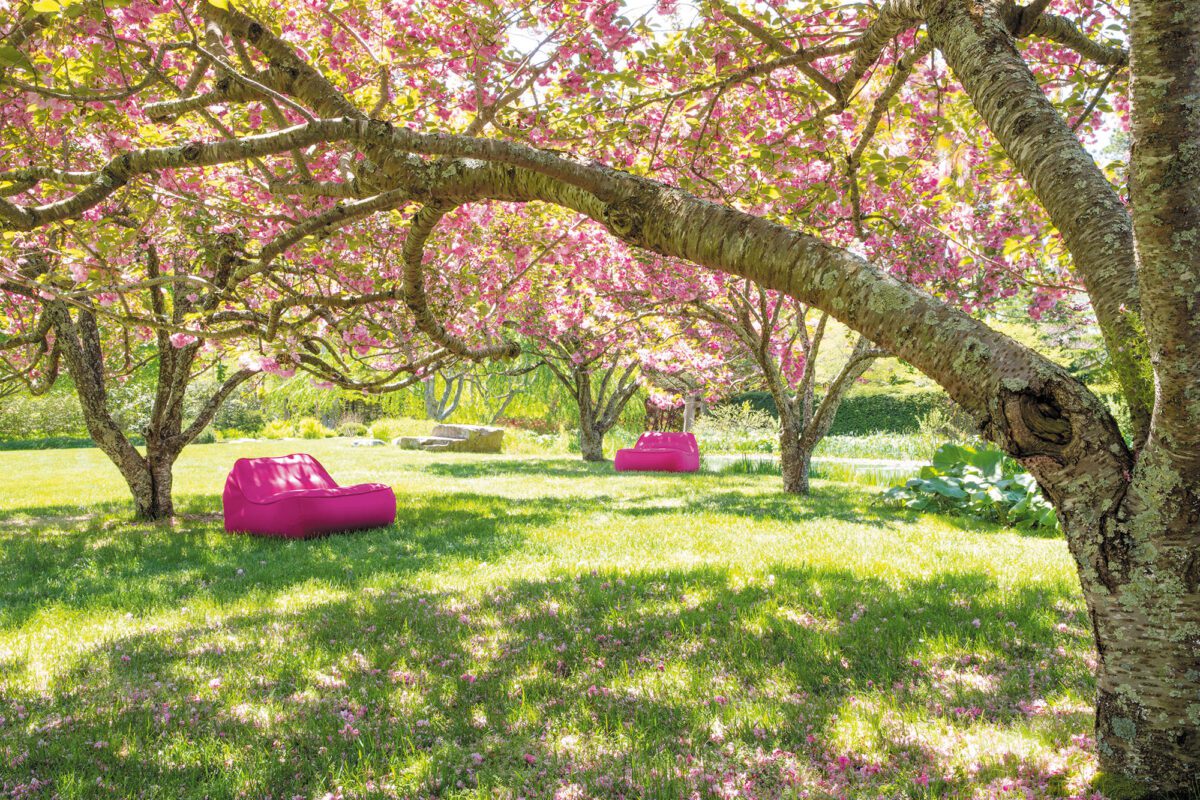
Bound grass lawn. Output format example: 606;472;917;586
0;440;1101;799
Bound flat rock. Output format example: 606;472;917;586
351;438;386;447
431;423;501;438
396;427;504;453
396;436;461;450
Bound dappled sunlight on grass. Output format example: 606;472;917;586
0;441;1104;798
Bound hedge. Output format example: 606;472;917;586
0;435;146;452
723;389;945;435
826;391;944;435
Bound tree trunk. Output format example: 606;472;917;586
423;373;464;422
579;419;606;462
778;405;812;494
129;465;174;520
1020;416;1200;794
1059;470;1200;792
922;0;1153;443
136;439;178;521
1090;566;1200;790
683;395;697;432
1082;0;1200;791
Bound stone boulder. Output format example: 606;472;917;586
396;424;504;453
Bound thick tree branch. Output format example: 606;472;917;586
401;203;521;360
924;0;1151;443
1025;13;1128;65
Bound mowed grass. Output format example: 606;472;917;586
0;441;1100;799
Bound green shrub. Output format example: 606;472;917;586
498;416;560;435
193;428;217;444
501;427;574;455
210;386;265;433
260;419;293;439
880;442;1059;532
339;421;369;437
296;417;332;439
715;389;948;436
562;427;641;457
694;401;778;453
711;456;781;476
709;455;911;487
0;390;88;440
827;390;945;435
721;391;778;417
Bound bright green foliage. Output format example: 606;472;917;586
259;419;294;440
296;417;334;440
338;421;370;438
881;443;1060;533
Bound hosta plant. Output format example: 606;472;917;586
881;443;1059;533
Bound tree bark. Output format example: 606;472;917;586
922;0;1153;444
542;350;640;463
578;420;606;462
136;443;178;520
1082;0;1200;790
42;295;255;520
1087;545;1200;790
423;373;464;422
778;406;812;495
1048;455;1200;794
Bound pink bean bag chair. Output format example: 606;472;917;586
223;453;396;539
614;432;700;473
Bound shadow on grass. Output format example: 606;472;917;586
627;486;897;527
0;490;552;633
0;473;906;635
877;502;1064;540
0;548;1097;799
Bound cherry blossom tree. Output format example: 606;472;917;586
534;334;641;461
680;282;886;493
2;0;1198;788
0;223;266;519
441;204;662;461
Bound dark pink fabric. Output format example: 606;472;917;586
223;453;396;538
614;432;700;473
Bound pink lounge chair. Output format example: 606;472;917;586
614;432;700;473
223;453;396;539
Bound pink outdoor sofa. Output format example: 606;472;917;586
614;432;700;473
223;453;396;539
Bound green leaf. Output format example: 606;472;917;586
968;446;1005;481
931;443;970;472
1013;472;1037;490
206;0;230;8
31;0;61;12
926;477;967;500
0;45;33;73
